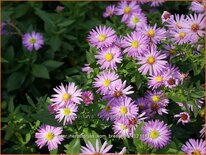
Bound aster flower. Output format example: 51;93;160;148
162;44;177;59
55;104;78;125
137;47;167;75
149;0;165;7
161;11;173;23
113;118;131;138
87;26;117;49
48;104;57;114
125;13;147;30
103;5;116;18
110;97;138;120
82;91;94;105
22;31;44;51
55;5;64;13
81;139;113;154
114;36;124;48
182;14;206;43
122;31;148;58
174;112;190;124
166;14;187;30
93;70;119;95
140;120;171;149
135;97;149;114
181;139;206;155
98;101;114;121
82;64;93;75
146;90;169;115
169;29;190;45
141;24;166;44
35;124;64;151
148;72;165;89
115;1;141;22
95;46;122;70
200;124;205;138
103;79;134;101
50;83;82;110
190;0;206;13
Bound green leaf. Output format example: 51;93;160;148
8;96;14;113
43;60;63;72
32;64;50;79
133;121;144;147
50;149;58;154
58;20;75;27
7;72;26;91
64;138;80;154
82;128;101;147
35;8;54;27
49;36;61;52
86;51;95;64
13;4;30;18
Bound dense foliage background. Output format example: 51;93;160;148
1;1;204;154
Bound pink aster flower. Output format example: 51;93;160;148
174;112;190;125
190;0;206;13
103;79;134;101
87;26;117;49
55;5;64;13
95;46;122;70
82;91;94;105
166;14;187;30
148;72;165;89
140;120;171;149
141;24;166;45
169;29;190;45
182;14;206;43
125;13;147;30
115;1;141;22
50;83;82;110
93;70;119;95
137;47;167;75
181;139;206;155
98;101;114;121
55;104;78;125
113;119;131;138
161;11;173;23
103;5;116;18
82;64;93;75
122;31;148;58
22;31;44;51
110;97;138;120
81;139;113;154
35;124;64;151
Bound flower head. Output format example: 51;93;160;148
98;101;114;121
103;5;116;18
82;91;94;105
174;112;190;124
35;125;64;151
148;72;165;89
113;118;131;138
190;1;206;13
125;13;147;30
22;32;44;51
82;64;93;75
161;11;173;23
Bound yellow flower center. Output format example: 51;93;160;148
179;32;186;39
147;56;155;64
131;40;139;48
103;79;111;87
147;29;155;37
105;105;111;112
63;108;71;116
98;34;106;42
105;53;113;61
29;38;37;44
120;124;127;130
155;75;163;82
152;95;160;103
149;130;159;139
132;17;139;23
124;7;131;14
63;93;71;101
45;132;54;141
119;106;128;115
192;149;201;155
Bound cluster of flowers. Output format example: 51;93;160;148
34;0;206;154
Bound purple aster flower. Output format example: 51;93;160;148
141;24;166;45
103;5;116;18
140;120;171;149
125;13;147;30
1;22;7;35
93;70;119;95
162;44;177;59
137;47;167;75
181;139;206;155
87;26;117;49
22;31;44;51
35;124;64;151
200;124;205;138
50;83;82;110
82;64;93;75
149;0;165;7
135;97;149;114
95;46;122;70
81;139;113;154
115;1;141;22
114;36;124;48
122;31;149;58
146;90;169;115
110;97;138;120
190;0;206;13
166;14;187;30
174;112;190;124
148;72;165;89
169;29;190;45
82;91;94;105
98;101;114;121
113;118;131;138
161;11;173;23
55;104;78;125
55;5;64;13
103;79;134;101
48;104;57;114
182;14;206;43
